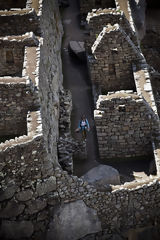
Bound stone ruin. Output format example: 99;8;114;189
0;0;160;239
84;0;160;171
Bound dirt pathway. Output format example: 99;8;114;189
61;0;99;177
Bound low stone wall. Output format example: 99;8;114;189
1;161;160;240
88;24;142;93
94;92;158;159
86;9;138;50
0;111;49;187
0;9;40;36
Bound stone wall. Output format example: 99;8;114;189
80;0;116;16
38;0;63;167
1;0;160;239
86;9;138;50
0;34;39;77
0;45;24;77
0;0;64;238
94;92;157;160
0;78;37;137
88;24;142;93
0;9;40;36
1;161;160;240
0;111;48;187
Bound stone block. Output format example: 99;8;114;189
0;184;17;202
36;176;57;196
16;189;33;202
0;201;25;218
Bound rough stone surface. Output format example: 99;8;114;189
0;184;17;202
69;41;86;61
0;201;25;218
81;164;120;186
46;200;102;240
94;93;157;159
36;176;56;196
0;0;160;240
15;190;33;202
25;199;47;215
89;24;142;92
0;221;34;239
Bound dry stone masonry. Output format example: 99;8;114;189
86;8;138;50
94;92;157;160
0;0;160;239
88;24;142;93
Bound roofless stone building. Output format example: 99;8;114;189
0;0;160;239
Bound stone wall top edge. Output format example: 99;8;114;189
22;43;40;87
59;168;160;194
0;32;39;45
88;8;122;16
96;91;140;101
0;8;34;16
0;110;43;152
0;76;26;84
111;177;160;192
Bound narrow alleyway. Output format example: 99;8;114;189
61;0;99;177
60;0;152;180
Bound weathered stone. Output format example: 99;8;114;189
16;189;33;202
81;164;120;187
68;41;86;61
36;176;56;196
37;210;48;221
46;200;101;240
26;199;47;215
0;220;34;239
0;201;25;218
0;184;17;202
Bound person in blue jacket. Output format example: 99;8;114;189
76;115;90;140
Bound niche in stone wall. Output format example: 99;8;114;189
6;50;14;64
0;46;24;77
109;64;116;76
0;0;27;10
